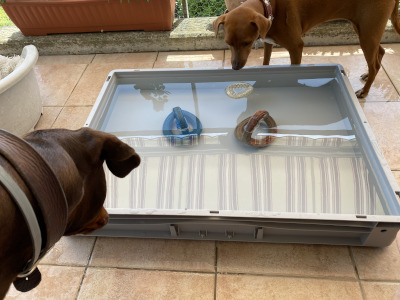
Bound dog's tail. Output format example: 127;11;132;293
391;0;400;35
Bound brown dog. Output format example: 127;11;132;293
0;128;140;298
214;0;400;98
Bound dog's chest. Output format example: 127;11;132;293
258;37;277;45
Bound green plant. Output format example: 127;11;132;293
175;0;225;18
0;7;13;26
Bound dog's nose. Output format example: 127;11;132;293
232;62;243;70
98;213;109;226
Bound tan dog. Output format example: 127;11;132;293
214;0;400;98
0;128;140;298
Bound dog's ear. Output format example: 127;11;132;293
213;15;226;37
78;128;140;178
101;135;141;178
252;15;271;39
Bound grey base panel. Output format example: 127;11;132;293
91;215;399;247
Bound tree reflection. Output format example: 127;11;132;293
133;83;171;111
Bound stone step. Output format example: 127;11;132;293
1;17;400;56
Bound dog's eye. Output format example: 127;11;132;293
243;41;253;46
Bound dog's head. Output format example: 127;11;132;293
64;128;140;235
25;128;141;236
213;8;271;70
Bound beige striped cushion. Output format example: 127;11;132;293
104;135;384;215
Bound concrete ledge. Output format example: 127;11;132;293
1;17;400;56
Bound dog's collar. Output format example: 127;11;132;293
238;0;273;21
256;0;275;46
0;164;42;275
0;130;67;289
259;0;273;21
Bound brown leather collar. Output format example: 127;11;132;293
238;0;273;19
0;130;67;270
259;0;273;20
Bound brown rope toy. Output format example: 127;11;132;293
234;110;277;147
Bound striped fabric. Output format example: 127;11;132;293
104;135;385;215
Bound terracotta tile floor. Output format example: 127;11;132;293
5;45;400;299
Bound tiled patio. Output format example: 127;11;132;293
4;45;400;299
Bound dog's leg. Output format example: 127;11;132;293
352;23;386;82
360;45;385;81
352;19;387;98
356;38;385;98
287;39;304;65
263;43;273;65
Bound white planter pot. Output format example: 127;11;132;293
0;45;42;136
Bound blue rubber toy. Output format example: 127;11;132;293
162;107;202;142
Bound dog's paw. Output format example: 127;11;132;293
360;73;368;81
355;88;366;98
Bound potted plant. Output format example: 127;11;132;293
1;0;176;36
